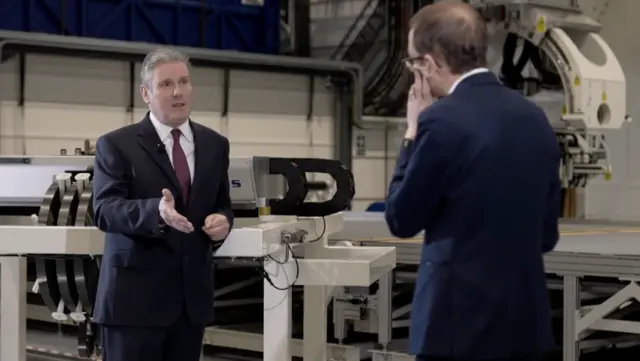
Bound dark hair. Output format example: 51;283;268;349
409;0;488;74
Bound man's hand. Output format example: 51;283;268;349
159;189;194;233
406;71;433;139
202;213;230;241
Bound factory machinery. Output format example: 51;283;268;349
0;155;397;361
479;0;626;188
0;2;634;361
328;1;640;361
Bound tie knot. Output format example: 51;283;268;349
171;129;182;141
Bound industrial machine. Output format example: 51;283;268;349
0;155;396;361
476;0;627;187
0;2;631;361
329;2;640;361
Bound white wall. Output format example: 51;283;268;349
350;119;403;210
579;0;640;220
0;54;335;158
0;53;387;210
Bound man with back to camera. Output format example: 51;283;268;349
91;48;234;361
384;1;561;361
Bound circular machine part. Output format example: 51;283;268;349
73;183;101;359
73;183;99;314
34;183;63;313
55;185;81;314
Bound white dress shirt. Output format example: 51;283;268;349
149;113;195;183
448;67;490;94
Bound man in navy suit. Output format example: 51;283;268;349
92;48;234;361
385;1;561;360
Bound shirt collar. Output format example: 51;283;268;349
149;112;193;143
448;67;490;94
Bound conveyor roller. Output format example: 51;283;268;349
31;171;100;358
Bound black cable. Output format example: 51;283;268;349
500;33;533;90
500;33;562;92
262;243;299;291
305;216;327;244
529;49;562;87
260;217;327;291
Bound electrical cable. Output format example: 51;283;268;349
259;217;327;291
500;33;562;92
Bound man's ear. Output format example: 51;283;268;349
421;54;437;79
140;85;151;104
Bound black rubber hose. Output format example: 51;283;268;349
529;47;562;87
331;0;378;61
363;0;400;106
500;33;534;89
364;0;405;113
375;0;415;115
501;33;562;90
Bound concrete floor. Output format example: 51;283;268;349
25;329;259;361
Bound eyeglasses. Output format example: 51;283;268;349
402;56;423;70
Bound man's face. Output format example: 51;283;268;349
407;30;435;98
141;61;192;126
406;29;447;98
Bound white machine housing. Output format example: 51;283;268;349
471;0;627;187
0;155;396;361
2;156;281;216
0;156;93;208
228;156;271;211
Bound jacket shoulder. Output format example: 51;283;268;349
191;121;229;146
98;122;139;143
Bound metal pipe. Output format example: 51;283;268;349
0;30;364;128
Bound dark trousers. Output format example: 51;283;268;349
101;312;205;361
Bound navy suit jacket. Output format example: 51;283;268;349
91;113;234;327
385;72;561;359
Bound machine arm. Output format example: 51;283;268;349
472;0;628;187
229;156;355;217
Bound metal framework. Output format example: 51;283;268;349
0;213;397;361
330;213;640;361
0;155;399;361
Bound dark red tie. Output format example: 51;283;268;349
171;129;191;203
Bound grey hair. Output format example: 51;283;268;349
140;48;191;86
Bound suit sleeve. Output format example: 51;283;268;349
542;152;561;253
92;135;163;236
213;138;234;234
385;113;464;238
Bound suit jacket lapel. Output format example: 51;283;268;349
136;113;181;192
188;121;214;206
